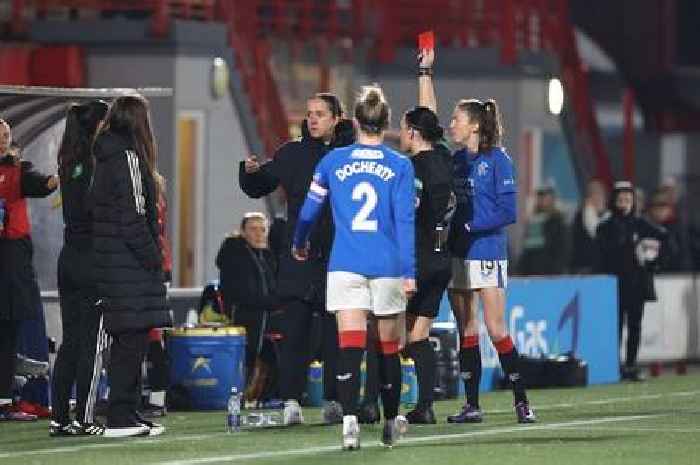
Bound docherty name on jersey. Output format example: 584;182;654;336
335;160;396;182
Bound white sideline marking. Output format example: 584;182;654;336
0;433;232;459
559;426;700;434
155;415;662;465
0;389;697;460
486;390;700;414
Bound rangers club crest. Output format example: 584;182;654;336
477;161;488;176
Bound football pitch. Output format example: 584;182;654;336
2;372;699;465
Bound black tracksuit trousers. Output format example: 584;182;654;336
107;330;149;426
51;245;100;424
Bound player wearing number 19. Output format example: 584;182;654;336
417;49;536;424
293;85;416;450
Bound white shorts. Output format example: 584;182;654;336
448;259;508;290
326;271;406;316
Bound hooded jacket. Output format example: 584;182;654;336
596;186;666;304
91;130;170;334
239;119;355;299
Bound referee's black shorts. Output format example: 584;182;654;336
407;254;451;318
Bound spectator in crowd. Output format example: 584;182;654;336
596;181;666;382
518;186;569;275
239;93;355;425
92;96;170;437
0;119;58;421
571;179;607;273
646;191;691;272
658;176;685;224
50;101;109;436
216;211;283;396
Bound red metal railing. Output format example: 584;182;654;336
215;1;289;156
5;0;613;181
8;0;289;155
555;1;613;184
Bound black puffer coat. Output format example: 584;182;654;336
238;119;355;301
91;130;170;334
215;236;281;316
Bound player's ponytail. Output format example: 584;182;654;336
354;84;390;135
456;98;503;153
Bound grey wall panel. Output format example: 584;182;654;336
85;51;264;286
174;55;265;284
85;52;176;188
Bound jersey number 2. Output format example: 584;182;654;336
351;181;378;232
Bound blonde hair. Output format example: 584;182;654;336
354;84;390;135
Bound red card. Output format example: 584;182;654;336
418;30;435;50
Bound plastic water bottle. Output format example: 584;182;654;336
185;308;199;328
226;387;242;433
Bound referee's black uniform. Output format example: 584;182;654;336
405;142;454;411
51;159;100;426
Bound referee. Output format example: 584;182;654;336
398;100;453;423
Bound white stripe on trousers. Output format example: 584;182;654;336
83;313;111;424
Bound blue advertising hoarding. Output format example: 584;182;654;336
435;275;620;390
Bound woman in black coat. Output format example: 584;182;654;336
596;181;666;382
216;212;282;389
238;93;354;423
50;101;108;436
91;96;170;437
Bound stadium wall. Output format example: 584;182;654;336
29;19;266;287
638;275;700;363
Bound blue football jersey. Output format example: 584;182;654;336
453;147;517;260
293;143;416;279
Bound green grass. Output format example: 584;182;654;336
2;372;700;465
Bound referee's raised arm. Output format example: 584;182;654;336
418;48;436;113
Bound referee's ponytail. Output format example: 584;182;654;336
456;98;503;153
